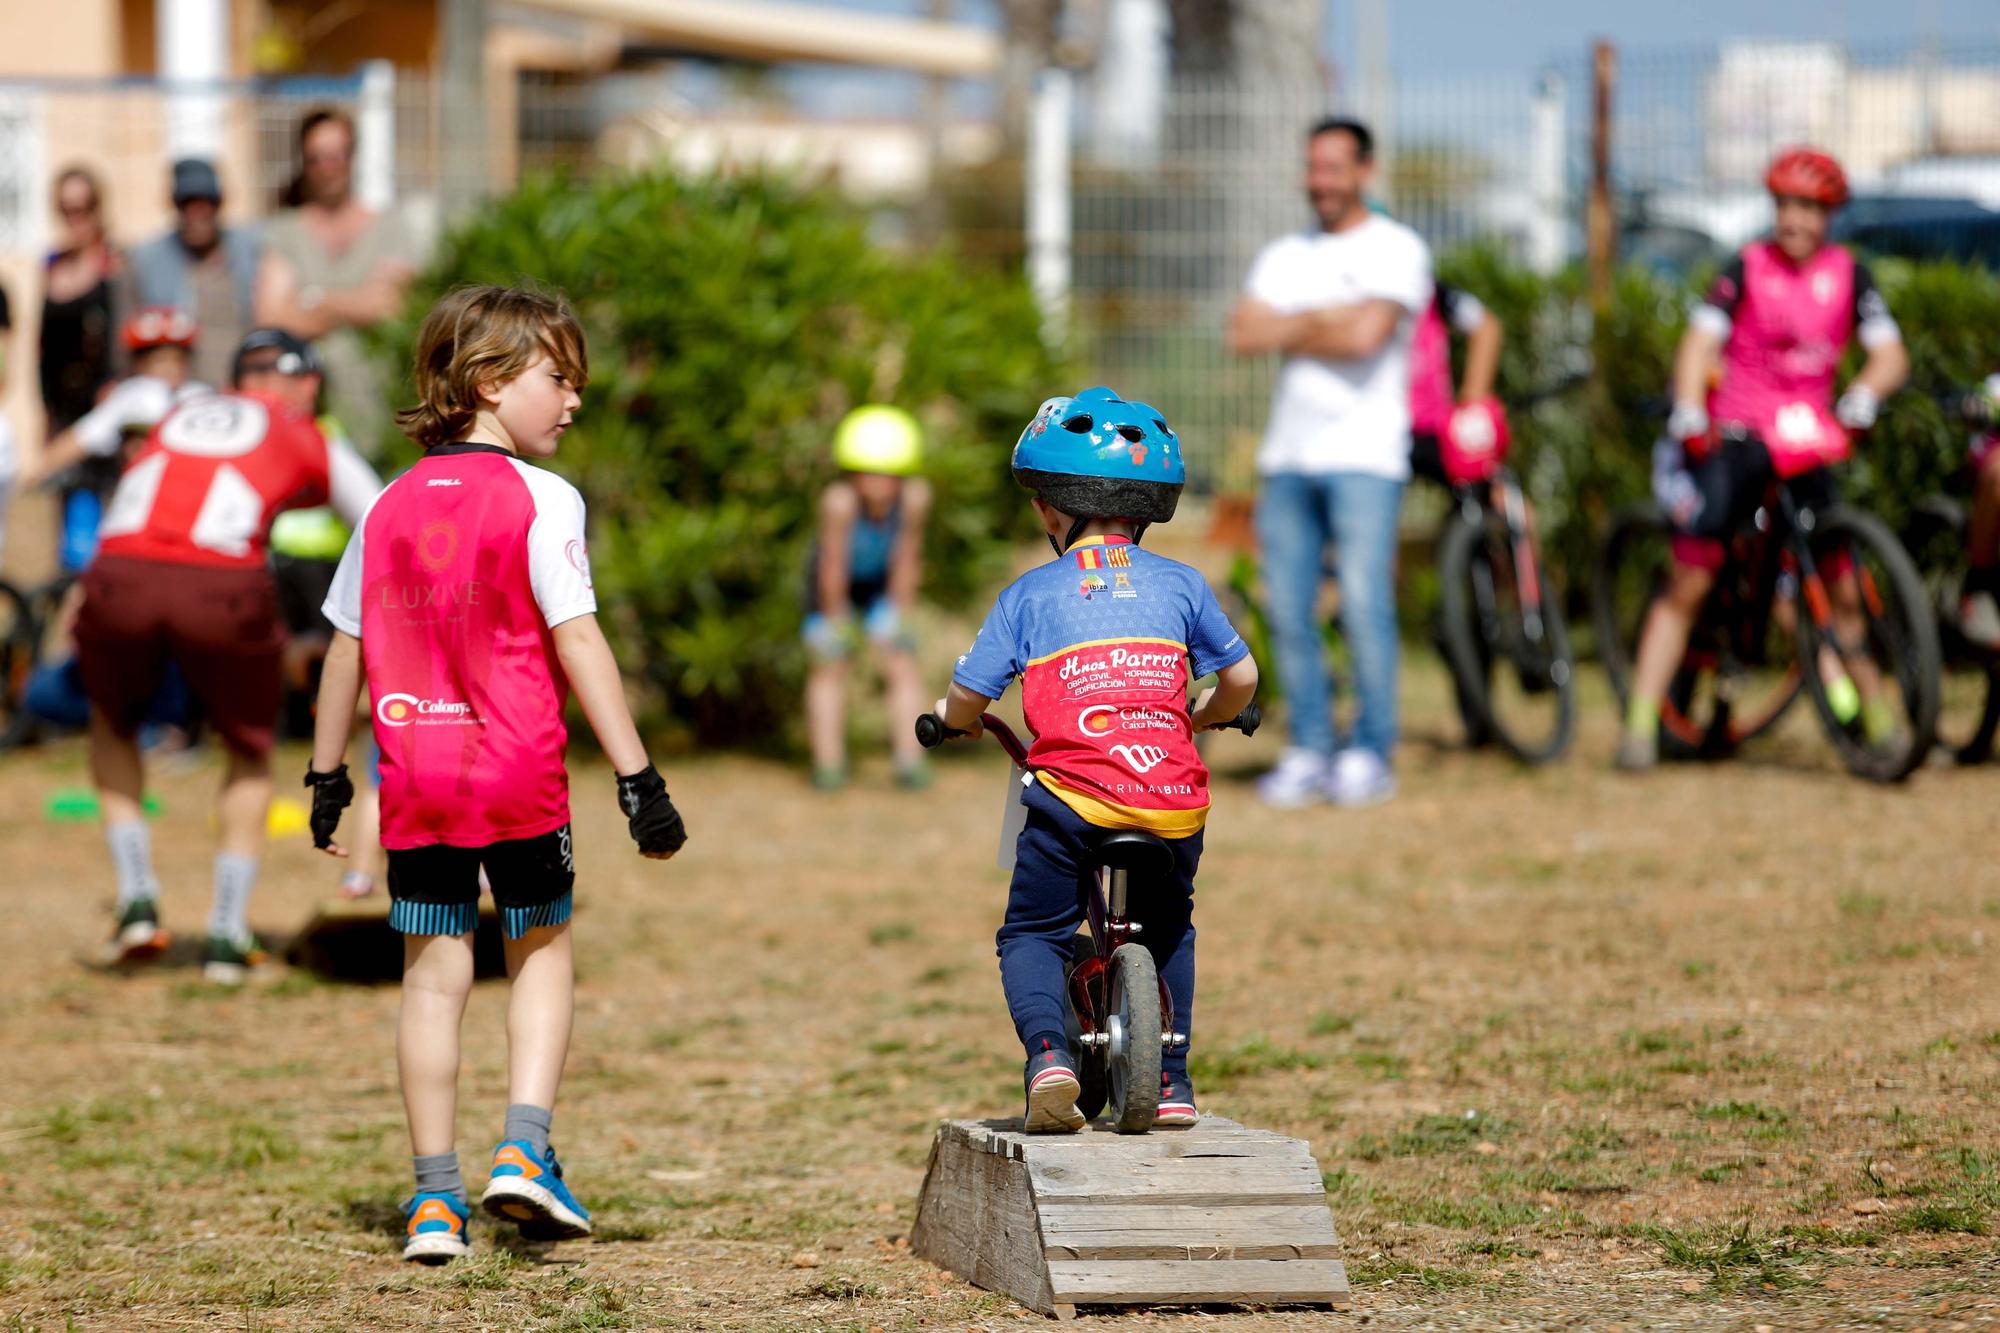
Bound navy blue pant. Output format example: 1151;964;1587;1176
997;780;1203;1079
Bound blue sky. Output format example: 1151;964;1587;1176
820;0;1999;78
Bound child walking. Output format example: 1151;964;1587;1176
931;388;1259;1131
306;285;687;1262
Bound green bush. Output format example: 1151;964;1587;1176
1433;247;2000;619
380;172;1066;747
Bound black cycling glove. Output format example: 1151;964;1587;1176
617;764;687;858
304;763;355;850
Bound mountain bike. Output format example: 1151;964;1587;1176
914;702;1260;1134
1594;412;1940;782
1220;378;1581;764
1898;388;2000;764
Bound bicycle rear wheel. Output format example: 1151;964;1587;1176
1900;496;2000;764
1438;501;1575;764
0;580;36;749
1593;502;1801;759
1794;506;1941;782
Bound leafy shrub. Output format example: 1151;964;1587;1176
380;172;1066;746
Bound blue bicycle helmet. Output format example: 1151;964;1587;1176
1012;388;1184;552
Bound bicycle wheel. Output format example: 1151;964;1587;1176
1104;943;1161;1135
1438;502;1575;763
0;580;36;749
1794;506;1942;782
1593;502;1801;759
1064;933;1107;1123
1900;496;2000;764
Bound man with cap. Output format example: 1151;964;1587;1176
121;158;262;388
77;328;380;982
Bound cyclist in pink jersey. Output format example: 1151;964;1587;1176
1616;147;1910;770
305;286;686;1263
1407;282;1505;486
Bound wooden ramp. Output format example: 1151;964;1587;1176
911;1116;1349;1320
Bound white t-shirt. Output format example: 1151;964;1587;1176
1244;216;1434;479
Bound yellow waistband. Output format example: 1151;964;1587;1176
1036;771;1207;838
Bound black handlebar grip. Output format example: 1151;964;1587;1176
1229;702;1262;737
914;713;961;749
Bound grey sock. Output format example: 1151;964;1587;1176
503;1104;553;1158
105;820;160;910
208;853;258;941
413;1151;466;1206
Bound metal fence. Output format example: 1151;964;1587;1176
1066;38;2000;495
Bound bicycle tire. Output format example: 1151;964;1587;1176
1794;505;1942;782
1105;943;1161;1135
1438;505;1575;764
1900;495;2000;764
1593;501;1800;759
0;579;37;750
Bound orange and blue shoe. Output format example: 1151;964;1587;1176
481;1141;593;1240
402;1191;470;1264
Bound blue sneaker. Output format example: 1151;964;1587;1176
1023;1037;1085;1134
403;1190;470;1264
1157;1071;1199;1127
481;1140;592;1240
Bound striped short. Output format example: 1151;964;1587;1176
386;823;575;939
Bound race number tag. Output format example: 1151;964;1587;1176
997;766;1031;873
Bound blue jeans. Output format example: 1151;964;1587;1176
996;780;1202;1079
1257;470;1405;759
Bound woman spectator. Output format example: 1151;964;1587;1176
39;167;125;572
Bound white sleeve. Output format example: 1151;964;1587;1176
326;438;384;525
322;513;367;638
72;379;167;457
1360;227;1433;314
517;464;598;629
1447;290;1488;336
1243;239;1294;305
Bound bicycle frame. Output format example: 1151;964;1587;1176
942;713;1180;1054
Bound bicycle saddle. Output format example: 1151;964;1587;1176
1093;829;1174;879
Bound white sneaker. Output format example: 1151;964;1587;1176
1960;590;2000;650
1328;749;1396;807
1257;748;1329;808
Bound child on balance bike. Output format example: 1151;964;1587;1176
930;388;1259;1132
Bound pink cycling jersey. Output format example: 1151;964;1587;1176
1700;240;1896;433
1407;283;1485;437
324;443;597;850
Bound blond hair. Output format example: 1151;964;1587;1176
397;284;589;448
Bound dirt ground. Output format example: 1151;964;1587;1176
1;661;1996;1332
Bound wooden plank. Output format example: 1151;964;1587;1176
910;1132;1054;1315
1046;1258;1350;1306
1027;1153;1327;1207
1040;1204;1340;1261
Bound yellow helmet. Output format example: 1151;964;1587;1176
833;405;923;476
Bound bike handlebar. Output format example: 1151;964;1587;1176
915;701;1261;762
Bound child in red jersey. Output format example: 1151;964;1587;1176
306;286;687;1263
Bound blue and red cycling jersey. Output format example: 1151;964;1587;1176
952;535;1248;837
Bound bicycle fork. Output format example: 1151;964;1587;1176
1069;864;1184;1054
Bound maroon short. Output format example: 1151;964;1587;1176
76;555;284;756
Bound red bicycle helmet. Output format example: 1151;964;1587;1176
122;305;198;351
1765;147;1849;207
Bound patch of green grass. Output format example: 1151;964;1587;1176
1347;1048;1407;1081
1836;890;1887;919
1680;959;1715;979
793;1269;882;1301
1557;1122;1629;1162
1695;1099;1788;1126
1921;1034;1960;1057
1187;1036;1321;1087
915;963;961;986
1698;1159;1750;1184
1353;1110;1507;1161
1620;1027;1687;1054
1390;1192;1547;1232
1309;1010;1357;1037
866;921;916;946
1895;1203;1986;1236
1347;1258;1476;1290
1650;1219;1802;1292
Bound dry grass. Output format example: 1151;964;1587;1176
1;663;1997;1330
